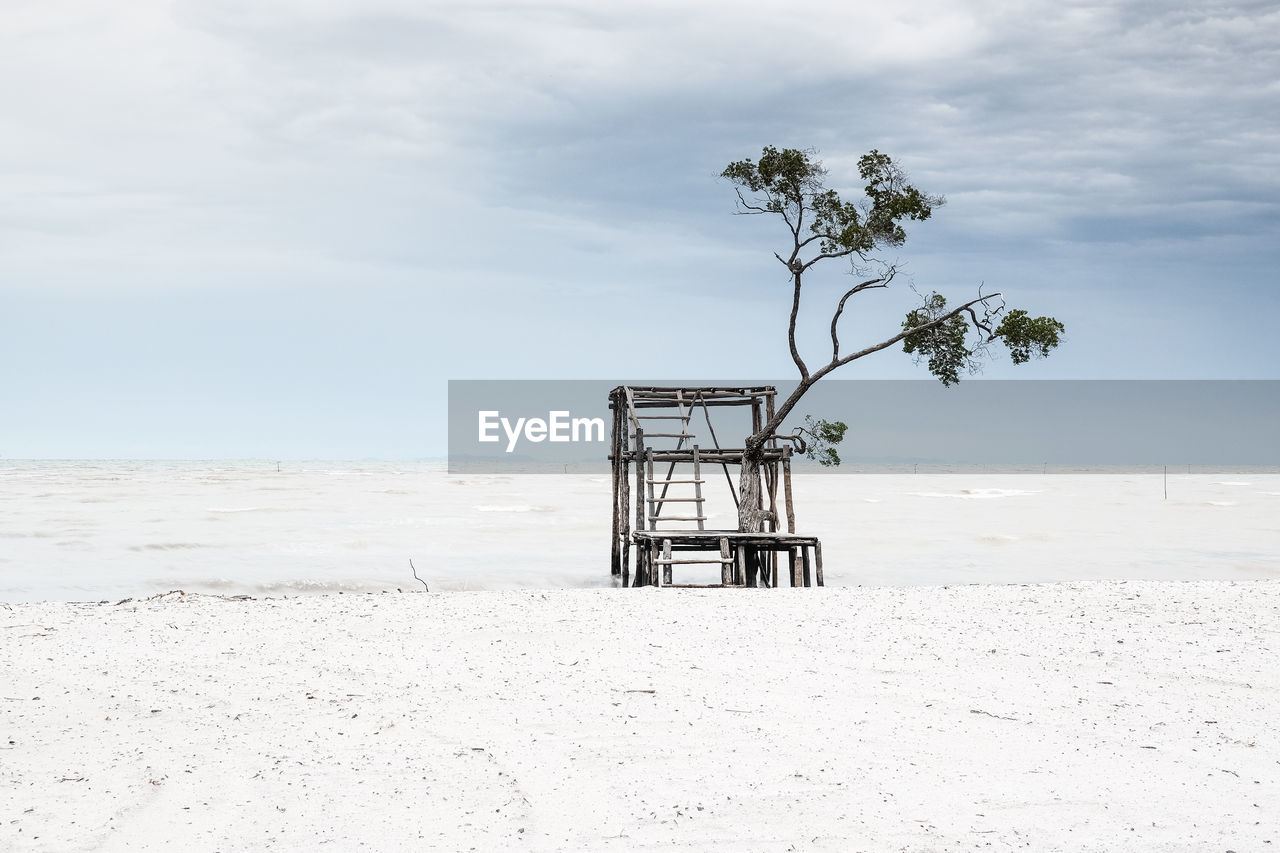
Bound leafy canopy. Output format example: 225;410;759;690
722;145;1066;466
903;295;1066;387
721;146;942;263
797;415;847;467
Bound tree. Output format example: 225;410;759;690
722;146;1063;532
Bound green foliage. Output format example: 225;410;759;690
720;146;822;202
995;310;1065;364
799;415;848;467
721;146;941;260
902;293;972;386
721;143;1065;412
902;294;1065;384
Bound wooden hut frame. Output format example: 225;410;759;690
608;385;823;588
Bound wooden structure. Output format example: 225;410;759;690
608;385;823;588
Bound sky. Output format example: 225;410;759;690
2;0;1278;459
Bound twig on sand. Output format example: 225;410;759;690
409;559;429;592
970;708;1018;721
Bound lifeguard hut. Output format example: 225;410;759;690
608;385;823;588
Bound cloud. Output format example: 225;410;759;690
5;0;1275;282
2;0;1278;456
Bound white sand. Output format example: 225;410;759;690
3;582;1277;851
3;463;1278;600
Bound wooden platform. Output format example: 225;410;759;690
609;385;824;590
631;530;823;589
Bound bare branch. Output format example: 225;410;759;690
800;249;861;272
409;558;429;592
961;285;1006;339
779;202;799;242
788;273;809;380
830;269;896;359
796;231;836;252
757;292;1004;442
732;187;769;215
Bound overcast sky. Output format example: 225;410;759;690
3;0;1277;458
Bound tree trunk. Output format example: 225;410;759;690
737;444;765;533
736;444;765;586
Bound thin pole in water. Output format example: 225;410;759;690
1164;465;1167;500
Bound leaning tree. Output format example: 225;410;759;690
721;146;1064;533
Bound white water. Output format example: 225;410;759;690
2;461;1278;602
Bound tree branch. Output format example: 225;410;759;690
826;293;999;374
759;292;1003;441
779;202;798;241
788;272;809;380
796;231;836;252
800;248;861;272
731;187;773;216
829;270;895;359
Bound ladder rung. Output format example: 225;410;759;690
654;558;734;565
647;497;702;502
635;433;694;438
649;516;707;521
635;415;690;419
647;478;704;484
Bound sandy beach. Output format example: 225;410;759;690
3;582;1276;851
3;463;1279;600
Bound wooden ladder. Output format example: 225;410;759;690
631;390;706;531
650;535;739;587
645;445;706;530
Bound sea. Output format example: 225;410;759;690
2;460;1278;602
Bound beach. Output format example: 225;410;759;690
3;462;1278;850
3;462;1278;600
3;582;1277;851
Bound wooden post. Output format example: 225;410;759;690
790;546;802;587
801;546;812;587
634;433;646;538
751;396;765;523
661;538;672;586
763;393;777;532
692;445;705;531
782;447;795;534
814;540;824;587
650;540;661;587
620;448;631;586
720;537;732;586
621;411;632;587
645;452;657;527
610;396;621;580
631;539;642;587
